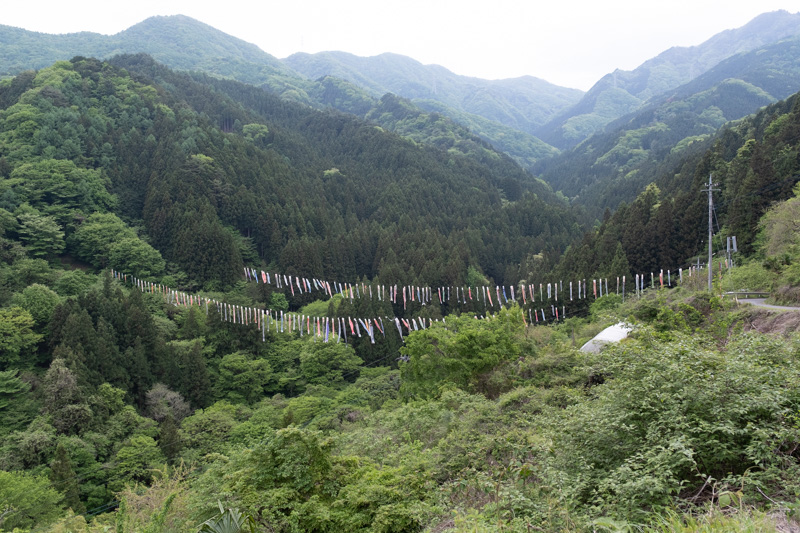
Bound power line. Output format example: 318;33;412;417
12;270;702;532
19;112;800;529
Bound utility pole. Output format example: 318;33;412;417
702;174;719;292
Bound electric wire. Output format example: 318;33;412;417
14;108;800;531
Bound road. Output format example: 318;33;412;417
740;298;800;311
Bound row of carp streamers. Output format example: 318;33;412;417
109;264;701;345
242;266;695;307
111;269;565;345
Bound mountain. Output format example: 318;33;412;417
0;54;579;292
536;10;800;148
6;12;800;177
4;11;800;212
311;76;560;169
0;16;561;169
535;34;800;220
549;87;800;282
0;25;111;74
112;15;309;94
0;15;313;97
283;51;584;133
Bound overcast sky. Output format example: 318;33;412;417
3;1;799;90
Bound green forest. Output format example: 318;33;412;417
535;35;800;223
0;51;799;533
0;15;576;177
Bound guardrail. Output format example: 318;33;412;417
723;291;770;299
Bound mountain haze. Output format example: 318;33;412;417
283;51;584;133
536;33;800;220
535;10;800;148
3;12;800;177
0;15;565;168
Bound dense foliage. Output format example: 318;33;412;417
536;35;800;223
547;90;800;285
0;55;580;297
3;268;799;532
1;48;800;532
534;11;800;148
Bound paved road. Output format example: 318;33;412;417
741;298;800;311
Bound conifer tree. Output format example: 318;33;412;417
93;317;126;389
158;414;182;464
178;306;204;340
0;369;27;411
179;341;211;408
124;338;152;409
50;441;84;514
609;242;632;280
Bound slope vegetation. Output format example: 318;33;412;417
0;55;579;293
284;50;583;134
547;88;800;284
536;9;800;148
536;35;800;220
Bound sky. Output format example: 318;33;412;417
3;1;799;90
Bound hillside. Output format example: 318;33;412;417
283;50;584;134
0;25;112;75
546;86;800;288
305;76;560;170
0;54;579;292
535;34;800;221
1;53;800;533
0;16;564;169
536;10;800;148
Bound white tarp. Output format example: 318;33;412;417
580;322;633;353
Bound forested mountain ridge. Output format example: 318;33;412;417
283;53;567;170
5;12;800;180
0;16;564;170
1;54;800;533
0;15;305;94
283;50;584;134
0;54;579;294
291;75;560;171
548;84;800;283
0;15;557;168
535;34;800;221
535;9;800;148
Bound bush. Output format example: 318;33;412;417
399;307;524;399
725;260;777;292
549;329;800;521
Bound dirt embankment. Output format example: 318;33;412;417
740;306;800;335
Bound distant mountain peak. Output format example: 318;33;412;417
283;50;583;134
119;13;230;36
535;9;800;148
